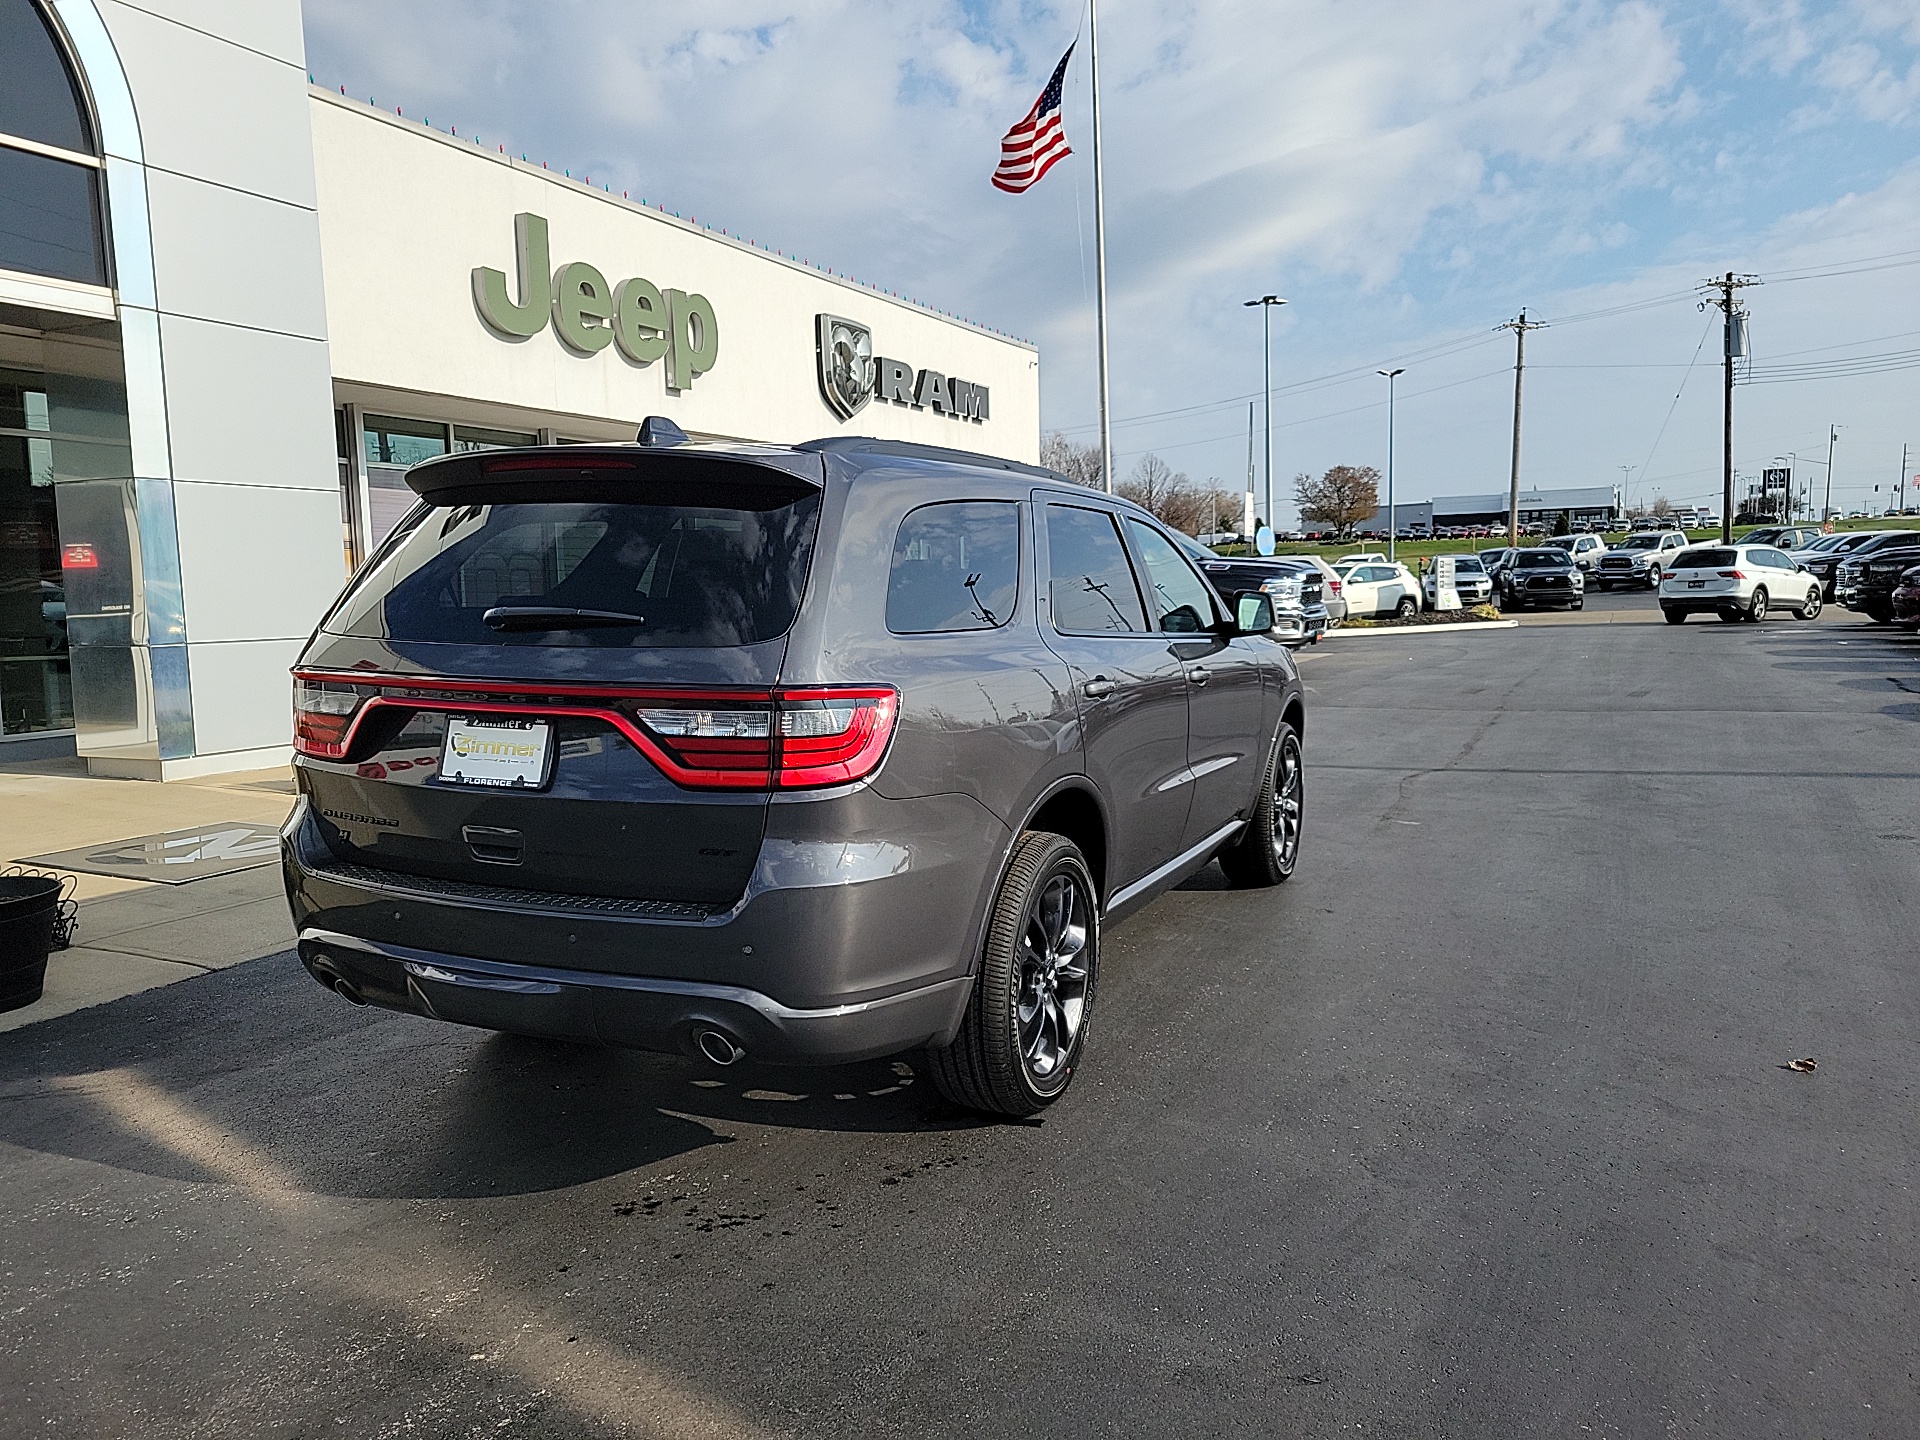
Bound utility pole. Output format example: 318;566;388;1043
1699;272;1759;542
1245;295;1287;541
1824;424;1839;522
1379;368;1405;563
1498;311;1546;545
1899;441;1909;515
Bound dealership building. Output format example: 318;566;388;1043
1356;485;1620;534
1;0;1039;777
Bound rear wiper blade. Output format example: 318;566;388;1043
481;606;647;631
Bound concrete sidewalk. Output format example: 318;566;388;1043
0;755;297;1034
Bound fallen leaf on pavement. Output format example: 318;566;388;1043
1783;1057;1817;1073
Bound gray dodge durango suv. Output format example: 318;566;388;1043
284;432;1307;1117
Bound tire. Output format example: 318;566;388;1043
1717;608;1741;622
1865;603;1894;624
1645;568;1661;590
1744;587;1768;623
1219;722;1304;889
1664;607;1687;624
1570;600;1584;611
1394;596;1417;620
924;831;1097;1118
1795;587;1822;621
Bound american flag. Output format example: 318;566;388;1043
992;46;1074;193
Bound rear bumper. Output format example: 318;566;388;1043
281;788;1001;1061
296;928;971;1064
1660;597;1739;614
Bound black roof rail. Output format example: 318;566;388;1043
795;435;1067;484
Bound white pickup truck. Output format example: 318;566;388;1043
1594;530;1688;589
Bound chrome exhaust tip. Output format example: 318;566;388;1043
694;1028;745;1066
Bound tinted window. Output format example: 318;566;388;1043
887;501;1020;634
1126;519;1217;633
330;493;820;648
0;147;102;285
1046;505;1147;633
1451;556;1486;573
1675;549;1734;568
0;0;93;152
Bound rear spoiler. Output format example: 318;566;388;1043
402;444;825;504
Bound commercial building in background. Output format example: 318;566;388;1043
1;0;1039;778
1431;486;1619;530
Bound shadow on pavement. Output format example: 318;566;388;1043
0;951;990;1202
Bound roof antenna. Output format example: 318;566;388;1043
636;416;688;447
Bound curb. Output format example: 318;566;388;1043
1327;619;1520;637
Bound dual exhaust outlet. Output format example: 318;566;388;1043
310;948;749;1066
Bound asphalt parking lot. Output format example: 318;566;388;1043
3;600;1916;1438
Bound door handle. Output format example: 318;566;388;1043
1082;677;1116;699
1187;666;1210;685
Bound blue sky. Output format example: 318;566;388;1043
303;0;1920;521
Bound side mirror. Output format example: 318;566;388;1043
1231;591;1274;636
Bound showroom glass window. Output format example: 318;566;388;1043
1;2;116;738
0;1;106;286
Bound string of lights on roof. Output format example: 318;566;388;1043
310;76;1032;347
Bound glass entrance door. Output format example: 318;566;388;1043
0;369;71;736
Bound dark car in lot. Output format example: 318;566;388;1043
1183;549;1330;646
1837;541;1920;623
1496;548;1585;610
1797;531;1915;602
1891;565;1920;630
282;433;1306;1117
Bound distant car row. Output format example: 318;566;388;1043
1184;526;1920;637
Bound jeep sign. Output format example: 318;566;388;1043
473;213;718;391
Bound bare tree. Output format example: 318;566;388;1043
1650;495;1672;516
1294;465;1380;534
1039;431;1104;488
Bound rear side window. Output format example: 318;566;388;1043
887;501;1021;633
1046;505;1147;633
328;494;820;647
1676;549;1734;568
1125;519;1217;633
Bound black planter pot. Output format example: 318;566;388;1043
0;874;64;1013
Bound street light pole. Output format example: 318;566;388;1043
1379;368;1405;563
1244;295;1286;536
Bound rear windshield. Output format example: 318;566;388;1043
1674;548;1734;568
327;494;820;647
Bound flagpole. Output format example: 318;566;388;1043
1088;0;1113;492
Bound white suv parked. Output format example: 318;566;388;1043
1658;544;1823;624
1547;534;1606;572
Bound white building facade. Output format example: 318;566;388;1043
0;0;1039;779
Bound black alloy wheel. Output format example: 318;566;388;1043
1795;587;1822;621
1745;587;1768;623
925;831;1097;1118
1220;722;1304;888
1664;607;1687;624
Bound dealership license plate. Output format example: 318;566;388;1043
439;716;552;789
1687;579;1705;588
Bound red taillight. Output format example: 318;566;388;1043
290;670;899;791
1326;578;1342;593
292;678;370;758
776;689;898;788
630;700;774;789
626;688;898;789
1718;569;1744;579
